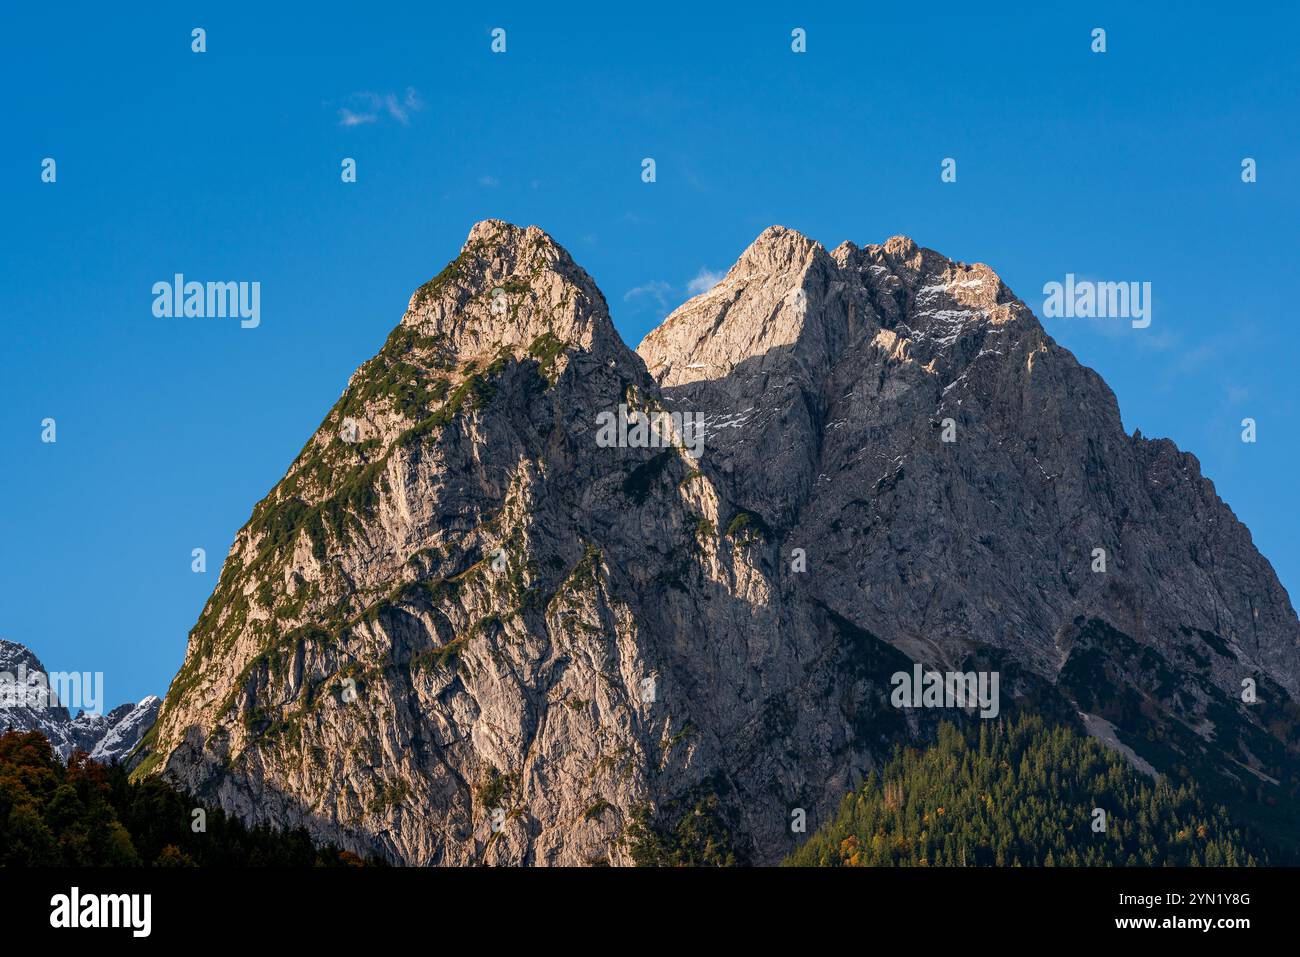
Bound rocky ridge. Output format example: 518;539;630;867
0;638;161;763
133;220;1300;864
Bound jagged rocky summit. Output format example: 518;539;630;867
134;220;1300;865
0;638;161;763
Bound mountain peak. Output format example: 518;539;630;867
460;219;566;261
462;217;520;248
402;220;621;363
641;229;1013;389
730;225;827;279
882;233;920;259
638;225;841;387
742;223;821;254
0;638;159;763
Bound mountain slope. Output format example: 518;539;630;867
639;226;1300;857
784;716;1267;867
138;220;839;865
135;221;1300;865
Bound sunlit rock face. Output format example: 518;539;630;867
139;221;1300;865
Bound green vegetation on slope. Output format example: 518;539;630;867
159;348;516;713
0;731;376;866
724;509;770;545
624;775;748;867
786;715;1268;867
1057;617;1300;860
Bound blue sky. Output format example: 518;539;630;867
3;2;1297;706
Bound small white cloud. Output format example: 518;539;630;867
686;267;724;295
478;175;500;187
338;108;377;127
624;281;673;308
384;88;422;124
337;88;423;128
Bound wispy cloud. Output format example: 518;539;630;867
478;175;500;188
336;87;423;128
686;267;724;295
338;109;377;128
624;281;673;309
625;267;725;314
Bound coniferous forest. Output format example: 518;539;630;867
2;717;1277;868
786;715;1270;867
0;730;376;866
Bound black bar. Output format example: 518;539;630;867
1;865;1284;943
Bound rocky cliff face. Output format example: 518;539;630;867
135;221;1300;864
0;639;161;763
639;227;1299;697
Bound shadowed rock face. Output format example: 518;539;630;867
137;220;1300;865
639;226;1300;696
